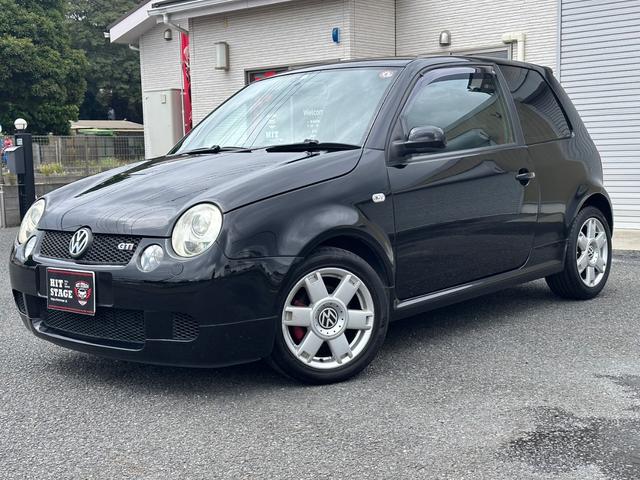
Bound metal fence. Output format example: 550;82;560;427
30;135;145;177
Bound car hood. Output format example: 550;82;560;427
38;149;360;236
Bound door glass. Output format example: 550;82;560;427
401;67;514;154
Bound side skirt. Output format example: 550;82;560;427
391;259;564;321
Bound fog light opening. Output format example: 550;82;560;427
139;244;164;272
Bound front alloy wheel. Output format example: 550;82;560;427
269;247;388;384
282;267;375;369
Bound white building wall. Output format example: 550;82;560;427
350;0;396;58
395;0;558;71
139;24;183;92
139;24;184;156
189;0;353;123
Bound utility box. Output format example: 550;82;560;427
5;146;25;175
142;89;184;159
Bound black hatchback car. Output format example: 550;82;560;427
10;57;613;383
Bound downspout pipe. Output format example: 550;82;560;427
162;13;188;34
501;32;526;61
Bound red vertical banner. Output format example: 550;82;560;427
181;33;193;134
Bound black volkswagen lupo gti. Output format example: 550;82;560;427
10;57;613;383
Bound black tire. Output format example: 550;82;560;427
546;206;612;300
269;247;389;384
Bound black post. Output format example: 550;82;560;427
14;132;35;219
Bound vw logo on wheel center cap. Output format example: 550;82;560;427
313;302;346;338
318;307;339;329
69;227;93;258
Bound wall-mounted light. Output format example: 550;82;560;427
215;42;229;70
439;30;451;47
164;28;173;41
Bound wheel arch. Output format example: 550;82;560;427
298;230;394;287
578;192;614;232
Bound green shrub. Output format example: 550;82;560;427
38;163;65;176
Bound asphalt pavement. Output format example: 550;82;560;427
1;226;640;479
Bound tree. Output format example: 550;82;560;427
0;0;87;134
67;0;143;123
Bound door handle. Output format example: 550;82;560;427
515;169;535;185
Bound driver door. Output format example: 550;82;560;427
388;65;539;299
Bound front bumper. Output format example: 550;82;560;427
10;233;299;367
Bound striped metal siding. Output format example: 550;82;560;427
560;0;640;229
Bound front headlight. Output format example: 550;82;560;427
18;199;45;244
171;203;223;257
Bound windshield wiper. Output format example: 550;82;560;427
264;140;361;153
175;145;252;156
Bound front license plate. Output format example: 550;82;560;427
46;268;96;316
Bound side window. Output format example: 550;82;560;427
400;66;514;155
498;65;571;144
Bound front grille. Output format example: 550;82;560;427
40;230;141;265
13;290;26;314
172;313;199;341
43;307;145;345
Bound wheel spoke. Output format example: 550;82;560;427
283;306;313;327
297;331;324;362
347;310;373;330
595;232;607;249
585;266;596;285
577;232;589;251
595;255;607;274
304;272;329;304
587;219;596;239
577;251;589;273
328;334;352;363
333;274;360;305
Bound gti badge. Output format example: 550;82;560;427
69;227;93;258
117;242;135;251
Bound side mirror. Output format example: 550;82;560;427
406;126;447;152
393;126;447;158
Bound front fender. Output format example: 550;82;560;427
218;149;394;264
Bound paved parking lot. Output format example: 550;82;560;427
1;226;640;479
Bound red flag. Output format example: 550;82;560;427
181;33;192;134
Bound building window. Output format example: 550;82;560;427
454;48;511;60
246;67;290;84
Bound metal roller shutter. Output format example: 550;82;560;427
560;0;640;229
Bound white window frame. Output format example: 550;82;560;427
452;46;512;60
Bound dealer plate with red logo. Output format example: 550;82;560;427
46;268;96;316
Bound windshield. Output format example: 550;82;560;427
173;67;399;153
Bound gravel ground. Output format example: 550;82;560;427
1;226;640;479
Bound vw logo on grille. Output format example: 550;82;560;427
318;307;339;329
69;227;93;258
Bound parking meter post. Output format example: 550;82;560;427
14;132;35;219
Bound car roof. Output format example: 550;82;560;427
285;56;548;75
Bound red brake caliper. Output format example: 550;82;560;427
291;298;307;343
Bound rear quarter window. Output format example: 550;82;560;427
498;65;571;145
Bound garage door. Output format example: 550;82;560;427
560;0;640;230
